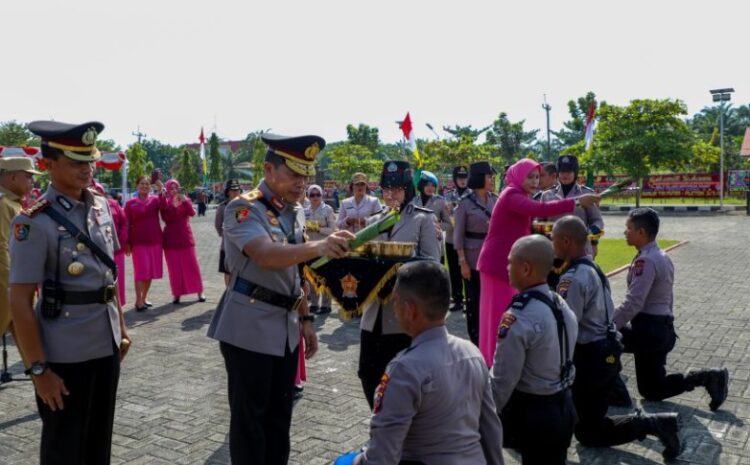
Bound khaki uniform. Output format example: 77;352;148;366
0;186;23;339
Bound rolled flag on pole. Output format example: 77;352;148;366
399;112;423;187
199;127;207;175
584;101;596;151
0;146;44;170
96;151;127;171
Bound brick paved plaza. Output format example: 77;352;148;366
0;212;749;465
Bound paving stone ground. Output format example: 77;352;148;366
1;211;749;464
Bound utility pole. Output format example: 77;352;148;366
542;95;552;161
132;126;147;144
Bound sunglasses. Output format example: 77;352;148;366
309;193;322;198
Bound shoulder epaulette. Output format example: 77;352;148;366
412;205;433;214
240;189;263;203
459;191;472;201
580;185;594;193
509;292;534;311
22;198;50;217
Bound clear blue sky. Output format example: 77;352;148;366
2;0;747;148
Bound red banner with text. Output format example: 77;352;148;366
593;174;720;198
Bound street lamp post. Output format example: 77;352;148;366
542;95;552;161
710;88;734;209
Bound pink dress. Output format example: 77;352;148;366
108;198;128;306
160;180;204;298
476;159;576;365
125;194;164;282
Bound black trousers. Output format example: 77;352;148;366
220;341;299;465
38;352;120;465
197;202;207;216
501;389;576;465
621;313;690;401
444;242;465;307
464;269;481;346
358;309;411;410
572;339;647;447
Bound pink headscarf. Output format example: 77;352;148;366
504;158;541;190
165;179;180;197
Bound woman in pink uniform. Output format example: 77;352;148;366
476;158;600;365
125;176;164;311
159;179;205;304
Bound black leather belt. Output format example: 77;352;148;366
233;277;303;312
61;286;117;305
465;231;487;240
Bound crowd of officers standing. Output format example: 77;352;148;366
0;120;732;465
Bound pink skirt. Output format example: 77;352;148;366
164;247;204;298
132;244;163;282
479;272;517;366
115;251;126;306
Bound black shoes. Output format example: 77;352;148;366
144;301;153;308
173;298;181;305
198;294;207;302
135;305;148;312
449;303;464;313
687;368;729;411
318;306;332;315
646;412;681;460
309;305;319;314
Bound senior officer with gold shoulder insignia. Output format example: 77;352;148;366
207;134;355;465
9;121;129;465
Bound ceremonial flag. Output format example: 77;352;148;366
199;127;207;175
584;102;596;151
399;112;423;168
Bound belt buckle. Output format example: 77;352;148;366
291;294;304;312
103;286;115;303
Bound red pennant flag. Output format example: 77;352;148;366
399;112;413;140
199;127;206;145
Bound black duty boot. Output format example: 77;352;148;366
645;412;681;460
686;368;729;411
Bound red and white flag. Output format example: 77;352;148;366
398;112;423;167
584;102;596;151
199;127;207;174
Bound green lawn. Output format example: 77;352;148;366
596;238;679;273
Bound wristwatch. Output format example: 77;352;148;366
25;361;48;377
300;315;315;323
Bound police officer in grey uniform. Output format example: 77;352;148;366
615;208;729;411
444;166;470;312
207;134;355;465
453;161;497;345
413;170;450;257
358;160;441;409
336;172;382;233
490;235;577;465
10;120;130;465
552;216;681;460
539;155;603;257
342;261;504;465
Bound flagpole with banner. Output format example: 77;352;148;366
584;101;596;188
199;127;207;186
398;112;423;186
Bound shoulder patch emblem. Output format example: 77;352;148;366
373;373;390;414
498;313;517;339
633;259;645;276
13;223;30;241
235;207;250;223
265;210;279;226
557;278;572;298
21;198;50;218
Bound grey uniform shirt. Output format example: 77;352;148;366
360;205;441;335
10;186;121;364
207;180;305;356
540;184;603;254
443;188;470;245
304;202;336;241
613;241;674;329
215;200;228;250
557;259;615;344
490;284;578;409
336;195;382;232
365;326;505;465
453;192;497;270
413;194;451;238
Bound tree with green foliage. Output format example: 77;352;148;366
326;143;383;182
593;99;695;206
175;148;201;189
485;113;539;164
346;124;380;151
141;139;181;177
126;143;148;187
208;132;222;183
0;120;39;146
442;125;491;143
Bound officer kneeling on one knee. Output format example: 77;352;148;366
334;261;504;465
490;234;577;465
207;134;355;465
552;215;681;460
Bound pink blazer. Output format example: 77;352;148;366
477;161;575;281
108;198;128;253
159;194;196;250
124;195;163;246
